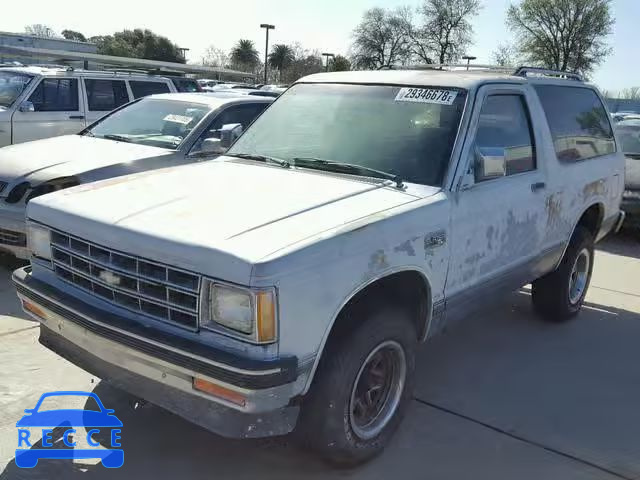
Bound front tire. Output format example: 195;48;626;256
297;306;416;466
532;226;594;321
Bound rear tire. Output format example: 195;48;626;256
296;306;417;466
532;226;594;321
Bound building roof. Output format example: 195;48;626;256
0;31;95;46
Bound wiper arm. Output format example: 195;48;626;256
226;153;290;168
102;134;132;143
292;157;404;188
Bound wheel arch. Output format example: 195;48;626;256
302;267;433;394
554;202;604;270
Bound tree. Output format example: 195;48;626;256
268;44;295;80
506;0;614;76
94;29;185;63
279;44;323;83
331;55;352;71
492;43;516;66
61;29;87;42
201;45;229;67
230;39;260;72
619;87;640;100
24;24;58;38
418;0;481;65
350;7;412;69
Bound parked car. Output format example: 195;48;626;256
14;67;624;465
616;118;640;229
0;92;272;258
166;76;204;93
0;66;179;146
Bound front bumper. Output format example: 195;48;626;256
13;267;301;438
0;204;27;258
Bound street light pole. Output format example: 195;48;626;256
322;52;335;72
462;55;477;71
260;23;275;84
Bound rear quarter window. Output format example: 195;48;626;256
129;80;171;99
534;85;615;162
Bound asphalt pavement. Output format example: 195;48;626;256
0;234;639;479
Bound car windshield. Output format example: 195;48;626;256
88;98;211;149
34;394;101;412
616;120;640;156
0;71;33;108
228;83;466;186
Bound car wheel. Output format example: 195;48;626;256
532;226;594;321
296;305;416;466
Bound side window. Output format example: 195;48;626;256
129;81;171;99
28;78;79;111
190;103;268;154
209;103;268;131
85;79;129;111
474;94;536;181
535;85;615;162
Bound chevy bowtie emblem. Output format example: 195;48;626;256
99;271;121;286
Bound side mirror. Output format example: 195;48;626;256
220;123;243;148
474;147;506;182
201;137;224;155
19;101;35;113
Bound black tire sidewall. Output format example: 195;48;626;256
298;307;417;465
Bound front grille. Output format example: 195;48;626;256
0;228;26;246
0;181;7;195
50;231;201;330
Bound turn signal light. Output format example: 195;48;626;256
192;378;247;407
22;300;47;320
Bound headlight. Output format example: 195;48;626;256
204;283;277;343
27;223;51;261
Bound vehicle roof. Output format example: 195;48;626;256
296;69;592;89
149;92;273;107
0;65;170;80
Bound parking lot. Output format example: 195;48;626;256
0;233;638;479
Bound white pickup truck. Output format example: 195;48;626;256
14;67;625;465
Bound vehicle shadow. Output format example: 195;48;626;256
596;230;639;258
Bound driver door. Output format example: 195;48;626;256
445;85;550;319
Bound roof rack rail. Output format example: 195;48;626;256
513;66;582;82
380;63;514;73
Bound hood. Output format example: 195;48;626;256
28;159;427;284
0;135;172;185
626;155;640;190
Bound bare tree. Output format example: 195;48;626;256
492;43;516;67
506;0;614;76
350;7;412;69
24;24;59;38
619;87;640;100
201;45;229;68
418;0;481;65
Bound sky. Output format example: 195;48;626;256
3;0;639;92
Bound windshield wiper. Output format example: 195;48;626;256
102;134;132;143
226;153;290;168
292;157;404;188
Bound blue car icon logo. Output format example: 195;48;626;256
15;391;123;468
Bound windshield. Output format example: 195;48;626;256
0;71;33;108
228;83;466;186
88;98;211;149
616;121;640;156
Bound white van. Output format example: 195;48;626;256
0;66;177;147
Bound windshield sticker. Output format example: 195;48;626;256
163;114;193;125
395;88;458;105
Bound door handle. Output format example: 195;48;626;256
69;115;85;120
531;181;546;192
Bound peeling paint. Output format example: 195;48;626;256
545;193;563;229
394;238;418;257
486;225;494;250
367;249;390;275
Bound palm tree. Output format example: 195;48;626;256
230;39;260;72
268;44;295;81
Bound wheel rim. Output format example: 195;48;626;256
568;248;590;305
349;340;406;440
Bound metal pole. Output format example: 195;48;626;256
260;24;275;85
